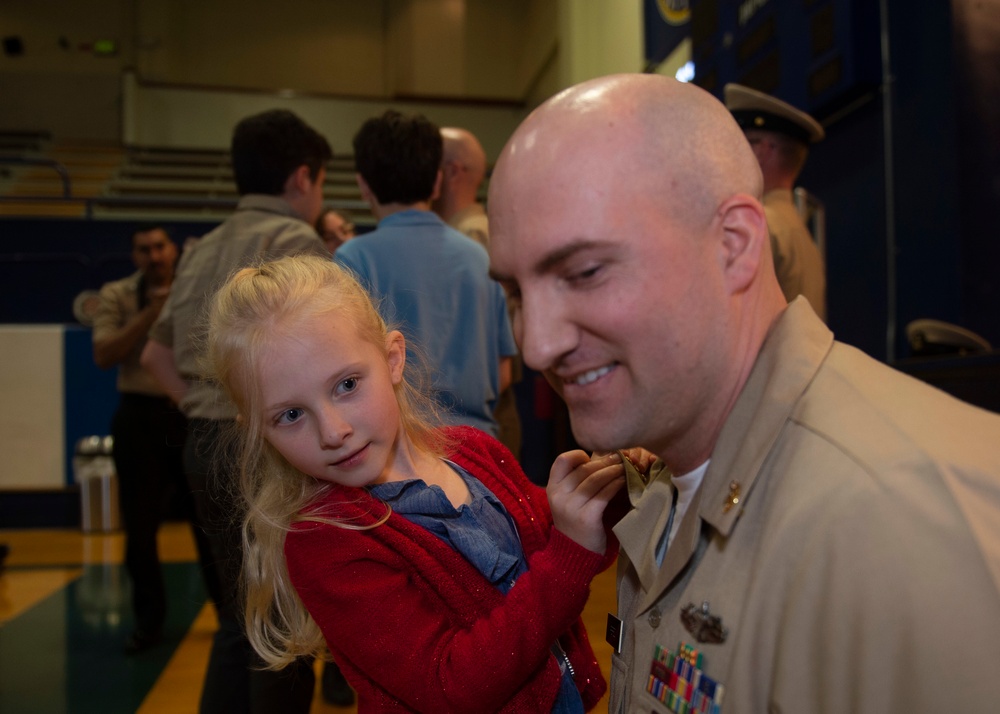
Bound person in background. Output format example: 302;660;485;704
205;254;620;712
337;110;517;439
433;126;523;459
92;225;213;654
433;126;490;248
141;109;334;714
315;206;356;254
487;73;1000;713
725;83;827;320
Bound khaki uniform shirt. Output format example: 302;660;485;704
764;188;826;321
92;271;165;396
449;202;489;249
610;297;1000;713
148;194;327;420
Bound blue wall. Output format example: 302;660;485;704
696;0;998;362
0;218;220;324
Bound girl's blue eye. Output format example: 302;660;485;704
277;408;304;425
339;377;359;394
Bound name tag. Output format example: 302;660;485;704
606;613;623;654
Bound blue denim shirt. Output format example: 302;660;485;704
368;461;583;714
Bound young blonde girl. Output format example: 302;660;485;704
206;254;624;713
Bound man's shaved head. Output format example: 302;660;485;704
487;74;783;470
491;74;762;236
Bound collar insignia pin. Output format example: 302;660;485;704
723;480;741;513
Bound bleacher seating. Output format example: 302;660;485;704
0;130;51;154
0;132;370;222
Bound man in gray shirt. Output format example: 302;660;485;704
142;109;331;714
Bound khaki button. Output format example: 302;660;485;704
648;607;661;628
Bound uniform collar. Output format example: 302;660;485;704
763;187;796;205
450;203;486;223
613;298;833;604
699;297;833;536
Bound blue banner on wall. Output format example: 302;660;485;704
644;0;691;69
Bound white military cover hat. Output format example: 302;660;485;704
723;83;825;144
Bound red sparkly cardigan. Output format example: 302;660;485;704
284;426;614;713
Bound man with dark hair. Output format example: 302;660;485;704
336;110;517;438
141;109;331;714
351;110;443;205
92;225;212;655
230;109;333;196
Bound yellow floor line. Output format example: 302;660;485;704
136;602;217;714
0;568;82;624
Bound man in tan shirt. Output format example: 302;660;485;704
92;225;213;655
488;73;1000;713
725;83;827;321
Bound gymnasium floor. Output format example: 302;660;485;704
0;522;617;713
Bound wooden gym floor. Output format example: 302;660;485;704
0;522;617;713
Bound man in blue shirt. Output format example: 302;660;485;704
336;110;516;437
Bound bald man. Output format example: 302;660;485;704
434;126;490;248
488;74;1000;713
432;126;524;458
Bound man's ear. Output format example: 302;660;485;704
717;193;768;295
283;164;312;197
429;169;443;203
385;330;406;385
356;173;376;206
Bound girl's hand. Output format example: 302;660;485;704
547;450;626;554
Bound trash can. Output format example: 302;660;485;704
74;435;120;533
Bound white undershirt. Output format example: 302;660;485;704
654;460;710;567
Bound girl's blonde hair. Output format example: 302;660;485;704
206;254;448;668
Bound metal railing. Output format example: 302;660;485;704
0;156;72;198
